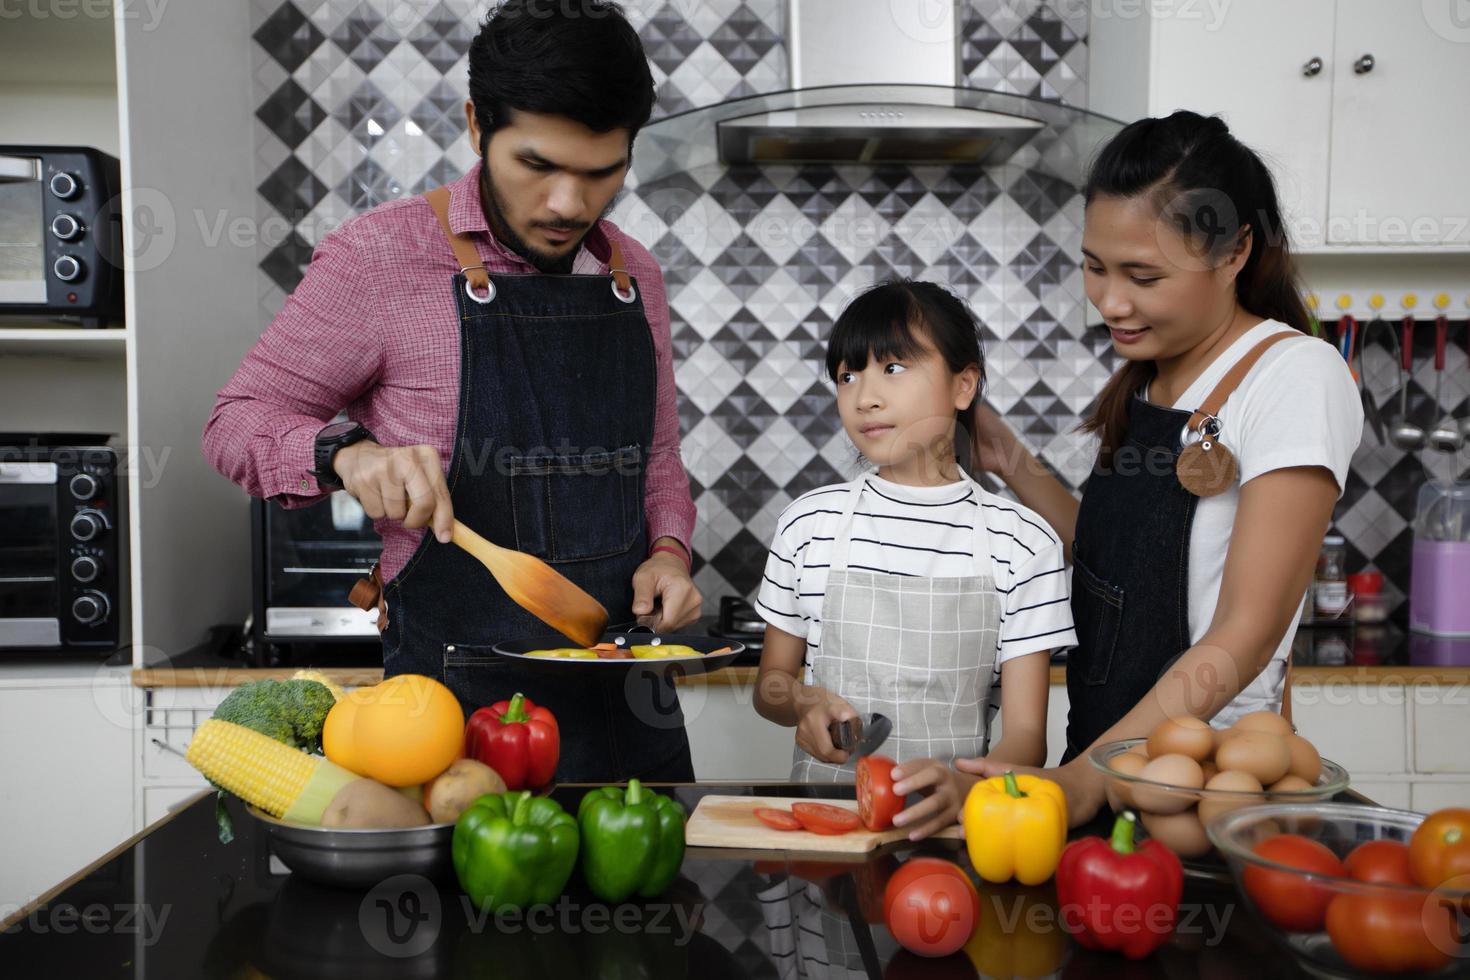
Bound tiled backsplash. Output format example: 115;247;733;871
248;0;1467;624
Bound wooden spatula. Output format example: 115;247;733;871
450;519;608;647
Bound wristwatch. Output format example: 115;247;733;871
312;420;374;490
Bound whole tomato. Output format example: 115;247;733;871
1409;808;1470;890
1242;834;1346;932
883;857;981;958
1343;839;1416;886
857;755;902;832
1325;891;1456;974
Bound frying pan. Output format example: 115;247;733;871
491;625;745;678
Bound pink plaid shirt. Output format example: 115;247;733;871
202;163;696;581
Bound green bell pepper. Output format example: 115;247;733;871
452;790;580;913
577;779;686;903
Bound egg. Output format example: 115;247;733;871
1284;734;1322;783
1268;774;1315;794
1141;807;1212;858
1230;710;1294;737
1198;769;1264;828
1147;716;1214;762
1125;741;1150;760
1108;751;1148;811
1199;760;1220;783
1215;732;1291;786
1134;754;1205;814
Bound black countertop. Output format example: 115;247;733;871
2;783;1380;979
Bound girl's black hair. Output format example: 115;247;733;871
1080;110;1309;461
826;279;988;471
467;0;656;157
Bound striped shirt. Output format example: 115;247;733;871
756;474;1077;670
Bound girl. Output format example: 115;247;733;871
958;110;1363;825
754;280;1076;841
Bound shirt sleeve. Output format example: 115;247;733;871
1233;337;1363;496
201;218;384;508
998;542;1076;663
632;246;697;554
756;516;809;638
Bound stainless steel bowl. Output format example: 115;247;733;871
248;806;456;888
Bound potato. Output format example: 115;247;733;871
321;777;433;829
423;759;506;824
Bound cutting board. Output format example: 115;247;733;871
684;795;964;853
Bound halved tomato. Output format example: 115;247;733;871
791;802;861;835
754;807;802;831
857;754;902;832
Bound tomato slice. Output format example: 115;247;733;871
856;754;902;832
791;802;862;835
754;807;802;831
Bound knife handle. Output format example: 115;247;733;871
829;716;861;752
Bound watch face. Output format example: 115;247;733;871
318;421;360;442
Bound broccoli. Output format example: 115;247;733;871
212;678;337;754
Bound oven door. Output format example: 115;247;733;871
0;154;47;307
257;492;381;639
0;460;61;647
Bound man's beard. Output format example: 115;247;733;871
480;166;609;275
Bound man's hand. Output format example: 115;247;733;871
333;441;454;544
630;540;701;631
890;758;976;841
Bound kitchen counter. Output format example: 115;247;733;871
0;783;1381;978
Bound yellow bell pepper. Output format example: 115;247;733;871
963;771;1067;886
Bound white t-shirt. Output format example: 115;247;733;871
756;474;1078;680
1148;319;1363;726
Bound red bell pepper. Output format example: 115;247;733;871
464;693;559;791
1055;811;1183;960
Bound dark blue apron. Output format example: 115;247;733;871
378;189;694;783
1063;394;1199;763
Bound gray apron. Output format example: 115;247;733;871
791;472;1003;782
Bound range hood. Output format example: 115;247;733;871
719;0;1041;166
630;1;1123;187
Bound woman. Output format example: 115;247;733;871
958;110;1363;825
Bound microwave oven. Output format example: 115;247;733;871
0;146;124;327
0;436;122;650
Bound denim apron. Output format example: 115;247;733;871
377;188;694;783
791;472;1002;782
1063;394;1199;764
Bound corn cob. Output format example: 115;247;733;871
186;718;356;823
291;668;346;702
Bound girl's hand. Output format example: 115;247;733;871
890;759;974;841
969;403;1021;476
794;688;859;764
953;756;1106;828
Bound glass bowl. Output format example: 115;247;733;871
1088;737;1349;860
1208;803;1470;978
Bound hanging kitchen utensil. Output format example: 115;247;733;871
450;519;609;647
1356;313;1387;443
1459;318;1470;441
1427;315;1464;453
1389;316;1426;450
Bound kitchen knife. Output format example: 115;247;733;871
828;713;892;760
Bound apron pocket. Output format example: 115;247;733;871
508;445;644;563
1071;555;1124;686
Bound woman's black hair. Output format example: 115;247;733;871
827;279;988;471
467;0;656;157
1081;110;1309;461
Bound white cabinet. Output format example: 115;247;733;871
679;676;795;781
1091;0;1470;248
0;667;137;911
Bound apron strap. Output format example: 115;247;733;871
1184;331;1302;435
422;186;490;294
829;474;870;573
607;239;633;297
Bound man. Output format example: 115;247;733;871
203;0;702;782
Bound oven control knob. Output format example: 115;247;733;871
70;472;99;500
54;254;85;283
51;213;83;241
72;555;103;583
73;590;110;626
71;508;109;541
50;171;81;200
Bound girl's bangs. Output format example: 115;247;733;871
824;288;928;381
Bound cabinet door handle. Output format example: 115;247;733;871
1354;53;1375;74
1302;57;1323;77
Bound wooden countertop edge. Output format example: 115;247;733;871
132;663;1470;688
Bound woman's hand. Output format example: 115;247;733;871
969;403;1021;476
794;688;860;764
953;756;1106;828
890;758;976;841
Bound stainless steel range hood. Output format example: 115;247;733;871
719;0;1041;166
